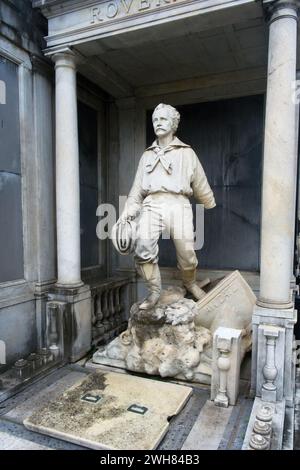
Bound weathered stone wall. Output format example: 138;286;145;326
0;0;47;56
0;0;54;367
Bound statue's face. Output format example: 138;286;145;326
152;108;174;139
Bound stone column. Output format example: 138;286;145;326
53;51;82;287
258;0;299;309
251;0;299;406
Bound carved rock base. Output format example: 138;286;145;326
93;287;213;383
93;273;254;384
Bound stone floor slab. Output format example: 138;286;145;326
0;420;85;450
181;400;233;450
3;370;87;424
24;370;193;450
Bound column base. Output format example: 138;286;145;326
262;385;277;402
55;280;84;289
256;298;294;309
48;283;91;363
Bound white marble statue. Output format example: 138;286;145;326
101;106;254;385
118;103;216;309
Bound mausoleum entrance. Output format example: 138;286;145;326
64;0;269;293
15;0;298;449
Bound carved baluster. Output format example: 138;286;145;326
115;286;122;322
109;287;117;329
102;290;110;332
114;286;122;334
262;328;279;402
214;343;231;408
95;290;104;327
91;293;98;340
94;290;105;341
45;302;62;358
119;285;125;324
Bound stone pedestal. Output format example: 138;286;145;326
94;287;213;383
93;271;255;386
48;285;92;363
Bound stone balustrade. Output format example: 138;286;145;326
91;277;132;347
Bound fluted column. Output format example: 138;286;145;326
53;51;82;287
258;0;299;309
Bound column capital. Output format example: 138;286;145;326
46;47;85;69
263;0;300;23
52;49;77;70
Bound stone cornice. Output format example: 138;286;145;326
33;0;257;51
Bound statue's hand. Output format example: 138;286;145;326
119;209;137;224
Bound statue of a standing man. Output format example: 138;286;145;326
120;103;216;310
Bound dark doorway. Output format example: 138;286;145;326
146;95;264;271
78;100;99;269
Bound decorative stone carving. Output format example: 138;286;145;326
247;403;274;450
251;307;296;407
253;419;272;437
249;433;269;450
262;328;279;402
242;398;287;451
45;300;67;359
255;324;285;403
195;270;255;336
93;271;255;385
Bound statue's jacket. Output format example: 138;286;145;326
127;137;216;214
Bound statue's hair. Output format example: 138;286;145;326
152;103;181;133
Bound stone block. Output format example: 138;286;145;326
196;270;256;334
48;284;92;362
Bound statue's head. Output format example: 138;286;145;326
152;103;180;139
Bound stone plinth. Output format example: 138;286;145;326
251;305;297;407
48;284;92;363
93;271;255;385
94;287;212;383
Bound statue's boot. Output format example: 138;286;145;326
137;263;161;310
181;268;206;300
